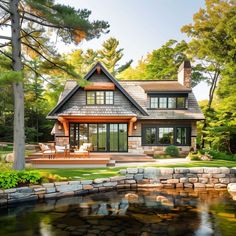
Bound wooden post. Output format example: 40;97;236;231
58;117;69;136
128;117;137;136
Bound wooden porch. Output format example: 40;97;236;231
27;152;155;168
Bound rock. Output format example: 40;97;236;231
137;183;163;188
189;178;198;183
110;176;126;182
190;168;204;174
119;169;127;175
180;177;188;183
125;174;134;179
160;168;173;175
198;177;208;184
230;178;236;183
80;180;92;185
5;153;14;163
228;183;236;192
209;178;219;184
125;180;136;184
54;181;68;186
230;168;236;174
103;182;117;187
125;193;139;202
184;183;193;188
127;168;138;174
220;167;230;174
138;168;144;173
194;183;206;188
174;168;189;174
83;185;93;190
134;174;144;181
206;184;214;188
219;178;230;184
93;178;110;184
204;167;221;174
214;184;227;189
42;183;55;188
46;187;56;193
212;174;226;178
173;174;184;179
176;183;184;188
144;167;159;179
167;179;179;184
56;184;82;192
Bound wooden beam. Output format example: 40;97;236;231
128;117;137;136
84;82;115;90
58;117;69;136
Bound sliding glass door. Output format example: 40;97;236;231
69;123;128;152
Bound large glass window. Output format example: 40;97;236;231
119;124;128;151
159;97;167;108
89;124;97;151
150;97;158;108
177;97;186;108
142;126;190;146
176;127;187;145
159;128;174;144
168;97;176;108
144;128;156;145
86;91;114;105
149;96;187;109
79;124;88;146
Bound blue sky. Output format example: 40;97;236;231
57;0;208;100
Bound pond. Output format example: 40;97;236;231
0;189;236;236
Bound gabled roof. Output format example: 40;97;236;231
47;62;148;118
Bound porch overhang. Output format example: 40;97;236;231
58;115;137;136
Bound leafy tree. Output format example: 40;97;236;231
0;0;109;170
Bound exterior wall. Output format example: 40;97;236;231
128;120;198;155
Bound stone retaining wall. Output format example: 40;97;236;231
1;167;236;206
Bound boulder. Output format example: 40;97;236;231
5;153;14;163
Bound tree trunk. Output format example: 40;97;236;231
10;0;25;170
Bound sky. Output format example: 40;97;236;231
3;0;209;101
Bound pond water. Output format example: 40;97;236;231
0;189;236;236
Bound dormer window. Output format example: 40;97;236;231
86;91;114;105
149;94;187;109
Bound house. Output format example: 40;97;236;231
47;61;204;155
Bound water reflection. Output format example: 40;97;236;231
0;189;236;236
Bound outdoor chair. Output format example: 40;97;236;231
73;143;92;158
39;143;69;159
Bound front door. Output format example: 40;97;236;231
69;123;128;152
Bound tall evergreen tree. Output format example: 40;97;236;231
0;0;109;170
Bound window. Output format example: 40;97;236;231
86;91;114;105
150;97;158;108
144;128;156;145
168;97;176;108
105;91;113;104
142;126;190;146
159;128;174;144
96;91;105;104
87;91;95;105
177;97;186;108
149;95;187;109
176;127;187;145
159;97;167;108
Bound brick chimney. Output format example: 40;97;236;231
178;60;192;88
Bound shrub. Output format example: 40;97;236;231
165;145;179;157
203;149;236;161
0;171;42;189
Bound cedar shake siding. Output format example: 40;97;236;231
47;61;204;154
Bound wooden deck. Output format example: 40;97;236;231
27;152;155;168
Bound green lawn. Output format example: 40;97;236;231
37;160;236;180
0;159;235;180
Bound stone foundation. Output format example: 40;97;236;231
1;167;236;206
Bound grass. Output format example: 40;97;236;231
0;159;235;180
37;160;236;180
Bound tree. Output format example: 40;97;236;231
118;39;205;86
0;0;109;170
98;37;132;75
181;0;236;108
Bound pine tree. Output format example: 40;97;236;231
0;0;109;170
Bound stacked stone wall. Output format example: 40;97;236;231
0;167;236;206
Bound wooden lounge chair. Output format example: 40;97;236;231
39;143;69;159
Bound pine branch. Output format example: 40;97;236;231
0;41;11;48
0;3;11;14
0;49;12;60
21;41;79;78
22;61;56;86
